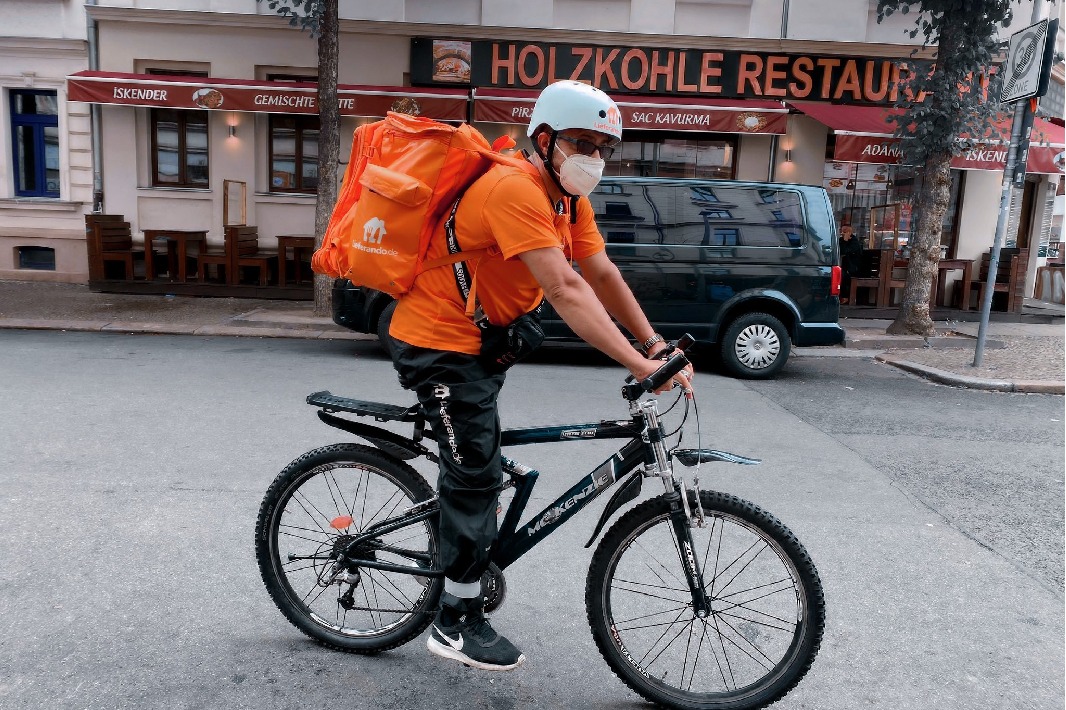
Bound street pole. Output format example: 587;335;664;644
972;100;1031;366
973;0;1045;367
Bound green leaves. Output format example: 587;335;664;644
874;0;1024;166
256;0;322;36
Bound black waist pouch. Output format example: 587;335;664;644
478;305;545;373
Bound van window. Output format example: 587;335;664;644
676;185;805;247
592;183;666;247
591;182;806;249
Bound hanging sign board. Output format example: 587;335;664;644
1001;19;1050;103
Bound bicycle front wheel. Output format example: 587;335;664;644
586;490;824;710
255;443;442;653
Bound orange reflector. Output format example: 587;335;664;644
330;515;353;530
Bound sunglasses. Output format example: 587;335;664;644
556;134;618;160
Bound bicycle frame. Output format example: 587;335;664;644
332;416;650;577
491;410;715;615
312;387;746;617
492;421;647;570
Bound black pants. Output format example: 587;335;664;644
391;339;506;586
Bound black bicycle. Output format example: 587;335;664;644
255;340;825;710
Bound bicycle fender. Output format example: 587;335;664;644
674;449;760;466
317;410;437;462
584;472;642;549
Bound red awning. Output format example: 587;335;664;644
473;88;788;134
789;101;902;136
66;71;469;121
791;101;1064;174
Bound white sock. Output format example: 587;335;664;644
444;578;481;598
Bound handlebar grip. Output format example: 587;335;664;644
640;351;690;392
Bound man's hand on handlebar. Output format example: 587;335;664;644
628;336;696;396
646;340;695;392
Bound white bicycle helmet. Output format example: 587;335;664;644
526;81;623;141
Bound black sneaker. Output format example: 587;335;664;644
426;593;525;671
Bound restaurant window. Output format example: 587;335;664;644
264;74;319;194
269;115;320;193
10;90;60;198
604;132;736;179
151;109;209;187
823;161;964;257
146;69;209;188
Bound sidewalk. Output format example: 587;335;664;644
1;281;1062;393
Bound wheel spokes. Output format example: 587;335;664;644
275;462;434;636
607;512;802;695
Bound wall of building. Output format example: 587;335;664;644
0;1;91;282
94;17;415;250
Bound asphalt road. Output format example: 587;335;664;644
0;331;1062;710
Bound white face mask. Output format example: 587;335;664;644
556;149;605;197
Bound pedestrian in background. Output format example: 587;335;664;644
839;224;862;304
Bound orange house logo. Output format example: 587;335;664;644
594;104;623;137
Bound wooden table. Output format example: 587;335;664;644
884;257;973;310
276;234;316;286
143;229;208;282
934;258;973;310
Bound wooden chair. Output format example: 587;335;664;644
196;236;230;284
197;226;276;286
962;248;1029;313
85;215;141;281
883;261;908;307
849;249;892;306
232;226;277;286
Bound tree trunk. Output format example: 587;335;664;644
312;0;340;317
886;152;952;335
885;14;961;337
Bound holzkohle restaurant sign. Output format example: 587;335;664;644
411;38;915;106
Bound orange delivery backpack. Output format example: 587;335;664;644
311;111;523;298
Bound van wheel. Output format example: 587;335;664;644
376;300;397;357
720;312;790;379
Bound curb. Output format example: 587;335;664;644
875;354;1065;394
0;318;372;342
4;317;1061;393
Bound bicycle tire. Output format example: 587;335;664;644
586;490;824;710
255;443;442;654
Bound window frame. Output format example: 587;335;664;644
268;114;320;194
265;74;319;194
146;69;210;189
10;89;60;198
150;109;210;188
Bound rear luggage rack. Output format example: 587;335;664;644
307;391;421;422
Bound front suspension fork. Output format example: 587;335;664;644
665;489;712;617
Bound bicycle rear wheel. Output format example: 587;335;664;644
255;443;442;653
586;490;824;710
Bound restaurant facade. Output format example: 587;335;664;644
2;0;1062;301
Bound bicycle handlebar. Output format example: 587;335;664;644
641;350;690;391
623;334;694;400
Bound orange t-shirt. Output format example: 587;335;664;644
390;159;605;354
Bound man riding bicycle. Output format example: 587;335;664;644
387;80;694;671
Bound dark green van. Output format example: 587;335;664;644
332;177;845;379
